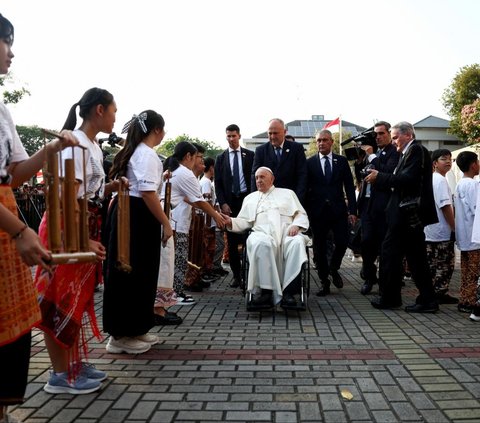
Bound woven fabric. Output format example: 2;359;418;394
0;185;41;347
34;210;102;373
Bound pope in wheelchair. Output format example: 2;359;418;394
222;167;309;310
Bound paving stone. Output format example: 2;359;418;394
225;411;271;421
18;254;480;422
298;402;322;421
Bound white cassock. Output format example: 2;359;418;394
230;186;309;305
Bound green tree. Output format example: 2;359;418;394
461;99;480;144
442;64;480;142
156;134;223;158
0;73;30;104
16;125;46;156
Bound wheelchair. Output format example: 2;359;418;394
240;235;311;312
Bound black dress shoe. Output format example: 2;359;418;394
434;293;459;304
360;281;374;295
154;312;183;325
212;267;229;276
405;302;439;313
252;291;273;306
230;278;241;288
330;270;344;288
370;296;402;310
316;285;330;297
281;293;297;307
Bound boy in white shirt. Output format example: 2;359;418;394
457;151;480;320
424;149;457;304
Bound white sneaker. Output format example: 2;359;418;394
106;336;151;354
469;313;480;322
176;292;196;306
136;334;159;345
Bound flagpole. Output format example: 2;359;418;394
339;115;343;155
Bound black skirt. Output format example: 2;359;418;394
103;196;162;337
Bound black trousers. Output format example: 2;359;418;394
379;222;435;305
227;193;248;280
311;209;349;282
360;209;387;281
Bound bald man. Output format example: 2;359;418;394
223;167;309;308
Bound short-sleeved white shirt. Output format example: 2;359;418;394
455;177;480;251
424;172;453;242
127;143;163;197
200;175;216;228
0;103;28;183
60;130;105;200
164;164;205;234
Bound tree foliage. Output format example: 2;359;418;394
16;125;46;156
156;134;223;158
0;73;31;104
461;99;480;144
442;64;480;142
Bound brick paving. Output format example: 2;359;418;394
10;252;480;422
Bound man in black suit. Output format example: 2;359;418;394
251;118;307;204
214;124;255;288
365;121;439;313
357;121;400;295
306;129;357;296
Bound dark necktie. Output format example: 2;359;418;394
394;152;404;175
323;156;332;182
232;150;241;195
275;146;282;163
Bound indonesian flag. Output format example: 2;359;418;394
36;170;43;184
323;117;340;129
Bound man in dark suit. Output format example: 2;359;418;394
214;124;255;288
306;129;357;296
365;121;439;313
251;118;307;204
357;121;400;295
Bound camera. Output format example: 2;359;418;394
342;127;378;161
98;132;124;148
359;164;375;179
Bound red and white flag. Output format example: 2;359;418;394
323;117;340;129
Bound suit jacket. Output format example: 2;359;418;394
214;147;255;208
357;143;400;216
251;140;307;204
306;153;357;219
375;140;437;228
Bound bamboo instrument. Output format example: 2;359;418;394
185;208;204;286
63;156;78;252
42;129;97;264
163;174;172;217
78;148;90;251
117;178;132;272
45;148;61;252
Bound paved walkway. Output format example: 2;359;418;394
11;253;480;422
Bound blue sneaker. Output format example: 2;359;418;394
44;371;102;395
79;362;108;381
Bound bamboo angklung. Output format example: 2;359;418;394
185;208;204;286
43;129;97;264
117;178;132;272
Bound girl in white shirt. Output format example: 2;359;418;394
104;110;173;353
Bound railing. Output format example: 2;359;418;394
14;187;46;231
